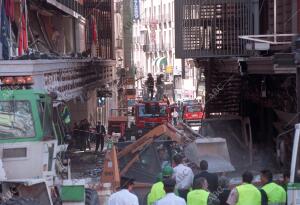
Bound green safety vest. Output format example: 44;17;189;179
262;182;287;204
236;183;261;205
147;182;165;205
187;189;209;205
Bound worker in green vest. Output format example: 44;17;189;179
187;177;220;205
227;171;261;205
260;169;286;205
147;166;174;205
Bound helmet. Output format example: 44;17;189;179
162;165;174;177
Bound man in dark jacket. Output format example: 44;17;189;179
194;160;219;193
95;122;106;152
146;73;154;100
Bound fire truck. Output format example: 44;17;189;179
135;101;171;132
182;102;205;127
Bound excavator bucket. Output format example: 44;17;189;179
184;138;235;173
180;122;235;173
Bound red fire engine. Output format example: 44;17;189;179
182;103;204;126
135;101;171;130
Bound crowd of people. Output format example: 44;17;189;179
72;120;106;153
145;73;166;101
108;154;288;205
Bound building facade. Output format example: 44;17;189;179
132;0;201;102
0;0;116;127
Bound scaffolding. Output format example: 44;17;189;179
175;0;253;58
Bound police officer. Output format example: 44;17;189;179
147;166;174;205
260;169;286;205
227;171;261;205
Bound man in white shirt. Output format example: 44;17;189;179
171;109;179;126
107;177;139;205
172;154;194;201
155;178;186;205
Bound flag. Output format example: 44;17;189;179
18;0;28;56
91;16;97;44
1;0;10;59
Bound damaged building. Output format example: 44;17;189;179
0;0;116;126
175;0;299;172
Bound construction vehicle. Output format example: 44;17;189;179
0;89;99;205
182;103;204;127
100;123;234;204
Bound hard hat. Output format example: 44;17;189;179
162;165;174;177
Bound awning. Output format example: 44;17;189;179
156;57;168;67
152;57;160;66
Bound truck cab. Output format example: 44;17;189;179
135;101;170;131
0;90;62;180
182;103;204;126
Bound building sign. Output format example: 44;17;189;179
133;0;140;20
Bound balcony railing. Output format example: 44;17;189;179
55;0;84;15
175;0;253;58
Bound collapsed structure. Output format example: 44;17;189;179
175;0;299;172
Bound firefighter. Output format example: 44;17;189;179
156;74;165;101
260;169;286;205
227;171;261;205
147;166;174;205
145;73;154;100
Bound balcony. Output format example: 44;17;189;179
48;0;84;17
84;0;111;11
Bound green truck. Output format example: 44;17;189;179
0;89;99;205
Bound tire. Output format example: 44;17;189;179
1;197;41;205
85;189;100;205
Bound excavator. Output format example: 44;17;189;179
99;122;234;204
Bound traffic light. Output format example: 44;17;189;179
98;97;106;107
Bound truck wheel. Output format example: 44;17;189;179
1;197;41;205
85;189;100;205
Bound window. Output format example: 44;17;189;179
187;106;203;113
138;104;167;117
0;101;35;139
